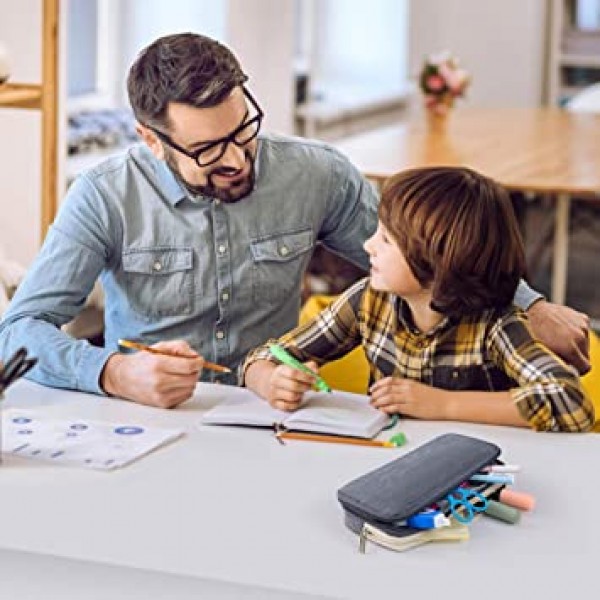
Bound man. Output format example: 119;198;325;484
0;33;589;409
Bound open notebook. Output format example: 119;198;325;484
201;386;391;439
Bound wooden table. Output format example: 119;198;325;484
334;107;600;305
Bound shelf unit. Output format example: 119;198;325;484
0;0;59;240
548;0;600;105
0;83;43;109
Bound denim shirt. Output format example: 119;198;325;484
0;134;380;393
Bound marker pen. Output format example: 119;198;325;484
268;344;331;392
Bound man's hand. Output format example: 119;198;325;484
527;300;590;374
101;340;204;408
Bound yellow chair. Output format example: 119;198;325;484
301;295;600;430
581;331;600;432
299;295;369;394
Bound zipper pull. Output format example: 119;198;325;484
359;525;368;554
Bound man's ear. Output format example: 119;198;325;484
136;123;165;160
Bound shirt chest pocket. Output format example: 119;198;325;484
121;247;194;318
250;228;313;304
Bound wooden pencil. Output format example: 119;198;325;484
275;430;396;448
118;339;231;373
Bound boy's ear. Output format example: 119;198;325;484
136;123;165;160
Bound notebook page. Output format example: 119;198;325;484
201;386;287;427
285;390;390;438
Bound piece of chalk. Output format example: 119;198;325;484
484;499;521;524
470;473;515;485
498;488;535;511
485;464;521;474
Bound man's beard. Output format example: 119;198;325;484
166;149;256;203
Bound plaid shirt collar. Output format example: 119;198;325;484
394;295;454;338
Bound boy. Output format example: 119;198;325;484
243;167;594;432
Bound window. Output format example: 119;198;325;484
67;0;98;97
296;0;409;103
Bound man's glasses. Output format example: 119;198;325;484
147;87;263;168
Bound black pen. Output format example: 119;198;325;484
0;347;37;395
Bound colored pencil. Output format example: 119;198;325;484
275;430;397;448
118;339;231;373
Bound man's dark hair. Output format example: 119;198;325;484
127;33;248;130
379;166;526;318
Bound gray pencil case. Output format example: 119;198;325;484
337;433;501;549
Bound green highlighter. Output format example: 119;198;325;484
269;344;332;393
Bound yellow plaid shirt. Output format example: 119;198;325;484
244;277;594;432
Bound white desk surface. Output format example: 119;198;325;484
1;381;599;600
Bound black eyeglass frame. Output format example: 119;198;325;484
146;87;264;167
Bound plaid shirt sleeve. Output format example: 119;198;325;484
486;309;594;432
240;278;367;383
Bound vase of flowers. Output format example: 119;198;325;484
419;51;470;132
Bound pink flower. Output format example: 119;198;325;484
451;69;470;94
440;67;456;90
425;74;445;92
438;64;469;95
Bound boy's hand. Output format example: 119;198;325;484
264;361;319;411
369;377;447;420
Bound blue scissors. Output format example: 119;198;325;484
445;487;489;524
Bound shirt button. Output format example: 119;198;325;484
452;370;459;379
214;199;221;206
218;245;227;255
221;292;229;301
153;261;162;272
279;245;289;257
216;331;225;340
